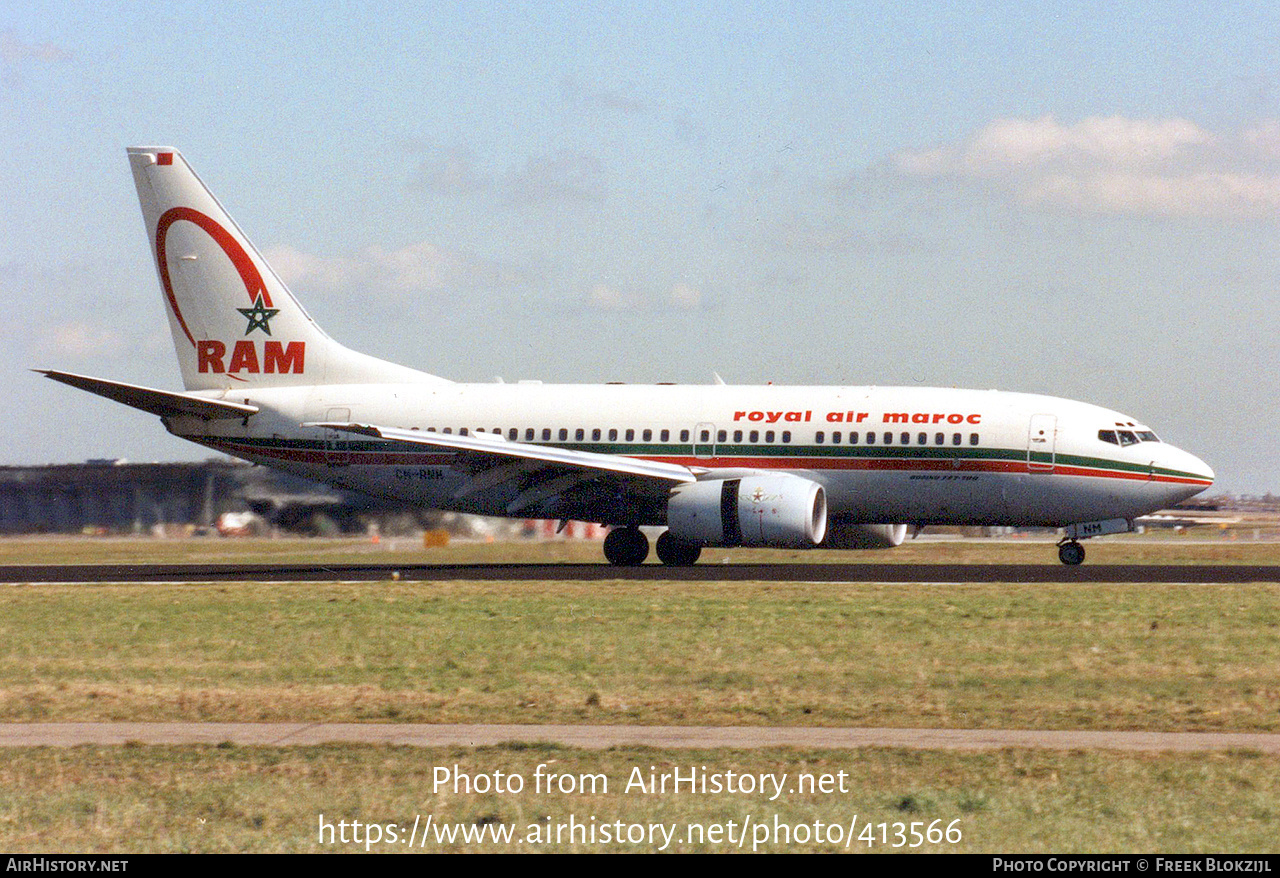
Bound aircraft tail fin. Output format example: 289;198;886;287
127;147;446;391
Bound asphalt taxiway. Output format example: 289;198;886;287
2;562;1279;583
2;723;1278;752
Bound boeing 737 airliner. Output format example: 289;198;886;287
40;148;1215;565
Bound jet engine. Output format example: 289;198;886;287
822;520;908;549
666;474;827;547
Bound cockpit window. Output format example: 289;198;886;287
1102;428;1160;446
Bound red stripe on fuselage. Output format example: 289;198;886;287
649;456;1211;486
198;439;1210;487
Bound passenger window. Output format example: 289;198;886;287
1098;430;1118;445
626;429;635;441
866;432;875;444
935;432;945;445
608;428;618;441
660;429;669;442
969;433;979;446
643;429;653;441
699;429;709;442
525;428;534;441
884;432;893;445
765;430;775;443
591;428;601;441
918;432;927;445
460;428;469;436
717;430;726;442
542;428;551;441
732;430;742;442
900;432;910;445
782;431;791;443
443;427;452;434
509;428;518;440
749;430;759;443
850;432;859;444
558;428;568;441
815;431;825;444
832;431;841;444
680;429;690;442
952;433;961;445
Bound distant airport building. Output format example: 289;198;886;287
0;460;375;535
0;460;603;539
0;461;232;534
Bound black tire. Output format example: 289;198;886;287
603;527;649;565
1058;541;1086;566
655;531;702;566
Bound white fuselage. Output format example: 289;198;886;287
165;381;1214;529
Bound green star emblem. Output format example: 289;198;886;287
237;294;280;336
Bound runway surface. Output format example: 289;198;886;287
3;723;1279;752
3;562;1280;582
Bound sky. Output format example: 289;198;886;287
3;1;1279;494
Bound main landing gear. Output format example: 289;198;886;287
1057;539;1086;566
603;528;703;566
655;531;701;567
603;527;649;566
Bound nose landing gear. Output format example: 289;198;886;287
1056;518;1133;565
1057;539;1086;566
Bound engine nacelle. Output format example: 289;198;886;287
821;520;908;549
667;474;827;547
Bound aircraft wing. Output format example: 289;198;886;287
37;370;260;420
313;422;699;485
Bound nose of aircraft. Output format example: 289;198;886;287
1156;445;1215;504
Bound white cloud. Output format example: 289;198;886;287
265;241;524;299
893;116;1280;218
409;145;488;196
559;74;648;116
668;283;701;309
508;151;607;205
1;30;72;65
586;284;639;309
1;30;72;86
37;321;126;359
585;282;702;310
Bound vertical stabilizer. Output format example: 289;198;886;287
127;147;445;390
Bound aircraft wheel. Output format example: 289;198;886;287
1058;541;1086;566
604;527;649;566
655;531;702;566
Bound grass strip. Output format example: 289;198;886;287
1;581;1276;731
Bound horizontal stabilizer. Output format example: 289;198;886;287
37;370;259;420
311;422;698;484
